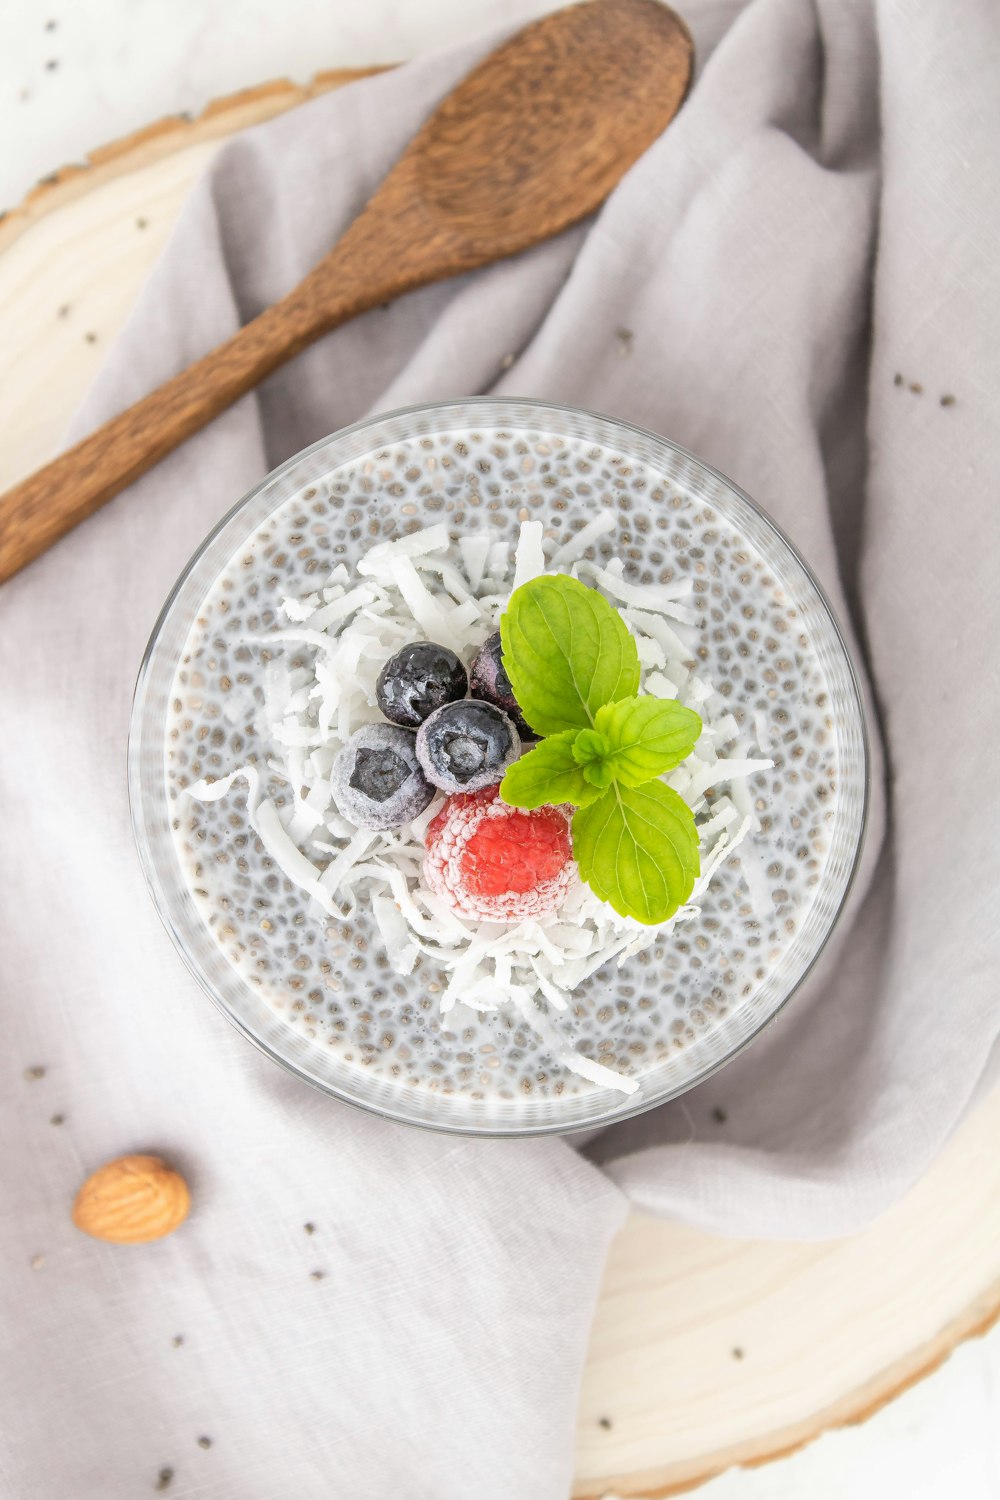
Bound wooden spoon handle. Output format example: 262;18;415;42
0;220;405;585
0;305;300;583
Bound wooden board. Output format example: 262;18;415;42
0;72;384;493
2;72;998;1499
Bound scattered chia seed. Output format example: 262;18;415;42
908;381;923;394
50;1113;65;1126
171;1335;184;1348
732;1347;745;1361
711;1106;727;1124
24;1065;45;1080
45;58;59;70
303;1222;316;1235
499;353;515;371
137;216;149;229
45;18;58;30
196;1436;212;1450
57;304;71;318
84;331;98;344
893;373;903;386
616;327;634;357
154;1467;174;1491
310;1269;327;1281
598;1416;613;1430
940;393;956;407
30;1254;45;1271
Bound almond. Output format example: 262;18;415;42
71;1154;190;1244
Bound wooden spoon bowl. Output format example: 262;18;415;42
0;0;692;583
410;0;692;247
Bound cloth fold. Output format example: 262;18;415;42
3;1;998;1494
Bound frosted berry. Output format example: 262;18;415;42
376;641;468;728
416;699;518;794
469;631;535;739
424;787;575;923
331;723;434;831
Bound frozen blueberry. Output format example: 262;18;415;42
469;631;535;740
331;723;435;831
376;641;468;728
416;699;519;794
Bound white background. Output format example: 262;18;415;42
3;1;1000;1495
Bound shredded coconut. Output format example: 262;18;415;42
185;519;773;1096
512;519;545;590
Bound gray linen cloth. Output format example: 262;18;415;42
3;1;999;1495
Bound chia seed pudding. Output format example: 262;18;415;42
142;403;865;1133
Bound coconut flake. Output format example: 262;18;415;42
621;607;693;663
644;670;679;700
413;556;477;606
372;895;419;976
253;799;342;916
317;828;379;900
685;756;774;805
307;586;378;632
512;520;546;590
697;798;739;843
486;542;509;578
356;524;449;575
582;563;701;622
448;598;483;637
636;634;667;671
692;814;754;900
281;594;319;623
708;712;740;746
736;836;775;916
509;990;639;1096
550;512;616;568
387;556;460;646
753;709;772;753
186;764;261;807
459;535;491;593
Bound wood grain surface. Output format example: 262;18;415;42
0;0;691;584
2;52;998;1500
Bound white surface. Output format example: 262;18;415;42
0;0;558;211
3;1;999;1496
696;1334;1000;1500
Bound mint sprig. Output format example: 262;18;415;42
498;575;702;925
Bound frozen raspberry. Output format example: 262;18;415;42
423;786;575;923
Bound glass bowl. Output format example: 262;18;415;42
128;398;868;1136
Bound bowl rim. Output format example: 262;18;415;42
128;395;872;1138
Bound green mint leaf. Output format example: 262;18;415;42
571;729;610;765
572;780;700;925
584;762;615;789
571;728;615;788
500;733;605;810
593;696;702;786
500;575;640;735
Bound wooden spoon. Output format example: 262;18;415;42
0;0;691;583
